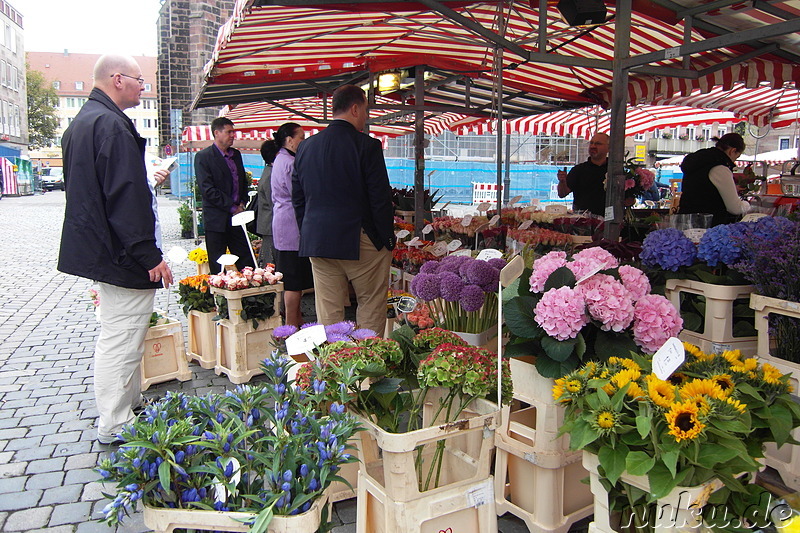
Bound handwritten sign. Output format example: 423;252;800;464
509;195;522;206
546;204;568;215
518;220;533;230
652;337;685;380
476;248;502;261
422;224;433;235
285;325;327;357
406;237;422;247
451;249;473;257
604;206;614;221
447;239;463;252
488;215;500;227
476;202;491;212
395;229;410;239
461;214;473;226
431;241;449;257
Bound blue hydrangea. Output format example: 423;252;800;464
697;223;748;267
640;228;697;271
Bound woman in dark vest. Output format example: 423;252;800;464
678;133;751;226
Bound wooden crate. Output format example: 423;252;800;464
210;283;284;327
186;310;217;369
141;316;191;391
215;317;281;384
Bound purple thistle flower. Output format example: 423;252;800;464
272;324;299;339
439;271;465;302
326;333;351;343
459;284;486;312
411;273;441;301
419;260;441;274
464;259;496;286
351;328;377;340
300;322;320;329
325;321;356;336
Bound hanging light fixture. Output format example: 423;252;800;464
377;71;402;93
556;0;607;26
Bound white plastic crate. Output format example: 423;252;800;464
141;315;191;391
215;317;281;384
186;310;217;369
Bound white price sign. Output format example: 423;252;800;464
285;325;327;357
509;195;522;206
546;204;568;215
431;241;449;256
395;229;410;239
461;214;473;226
476;248;502;261
652;337;685;380
447;239;463;252
604;206;614;221
518;220;533;230
488;215;500;227
422;224;433;235
476;202;491;212
406;237;422;247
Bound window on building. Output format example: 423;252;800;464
702;128;711;141
143;118;152;128
4;24;10;50
12;66;17;90
144;83;152;92
0;60;5;86
53;80;60;90
13;104;18;135
75;81;83;91
780;137;791;150
718;127;727;137
634;132;645;142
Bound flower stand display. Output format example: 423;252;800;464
583;452;724;533
143;489;329;533
664;279;756;355
453;324;498;349
185;310;217;369
211;284;284;384
141;314;191;391
494;357;593;532
751;293;800;489
355;388;500;533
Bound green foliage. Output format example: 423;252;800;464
26;64;59;149
214;293;275;329
175;276;215;315
177;201;193;233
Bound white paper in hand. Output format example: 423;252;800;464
285;325;327;357
652;337;685;380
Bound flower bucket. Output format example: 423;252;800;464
142;488;330;533
583;452;725;532
196;262;210;275
452;324;498;348
186;310;217;369
665;279;756;355
141;314;191;391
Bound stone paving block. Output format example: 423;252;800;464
49;501;93;526
81;481;115;502
41;430;82;446
0;418;19;430
77;520;118;533
35;395;71;406
52;411;82;424
29;526;74;533
47;402;82;414
0;397;34;409
0;511;6;530
65;467;100;485
14;405;50;418
71;392;95;402
0;427;27;440
28;388;58;399
4;436;41;451
41;483;85;506
0;451;12;463
0;489;42;511
112;510;148;533
26;471;65;490
0;391;29;401
53;441;94;459
3;506;52;531
334;498;357;524
27;422;63;437
0;476;25;494
25;457;66;474
330;524;356;533
12;444;56;462
59;418;95;432
65;453;99;470
0;462;26;478
23;413;55;427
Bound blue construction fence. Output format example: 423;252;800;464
169;152;683;205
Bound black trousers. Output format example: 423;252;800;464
205;225;256;272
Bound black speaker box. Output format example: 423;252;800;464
557;0;607;26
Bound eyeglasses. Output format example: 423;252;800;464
111;73;145;86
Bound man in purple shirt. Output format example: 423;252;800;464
195;117;254;270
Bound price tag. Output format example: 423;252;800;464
466;479;494;508
488;215;500;227
546;204;568;215
575;262;610;284
447;239;463;252
529;199;540;207
285;325;327;357
711;342;733;354
683;228;706;244
431;241;448;256
509;195;522;206
742;212;768;222
451;249;473;256
476;202;491;212
395;229;410;239
396;296;417;313
604;206;614;221
406;237;422;247
422;224;433;235
461;214;473;226
518;220;533;230
652;337;685;380
476;248;502;261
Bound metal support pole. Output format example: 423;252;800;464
603;0;631;241
495;47;504;215
504;131;511;203
414;65;426;237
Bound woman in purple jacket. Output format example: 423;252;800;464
264;122;311;326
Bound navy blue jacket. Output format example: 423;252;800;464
194;144;248;233
58;88;162;289
291;120;395;260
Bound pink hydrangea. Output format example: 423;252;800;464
534;286;589;341
577;274;634;332
529;251;567;293
617;265;651;302
624;178;636;191
567;247;619;281
632;294;683;353
636;168;656;190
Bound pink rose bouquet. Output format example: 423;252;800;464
208;265;283;291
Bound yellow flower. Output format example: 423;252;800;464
720;349;744;366
566;379;582;393
578;361;598;378
761;363;784;385
188;247;209;264
596;411;616;429
603;368;641;396
646;374;677;409
680;378;728;400
609;357;641;371
552;379;567;403
710;374;735;393
668;372;688;386
725;397;747;413
665;400;705;442
683;342;708;360
730;358;758;374
626;381;646;401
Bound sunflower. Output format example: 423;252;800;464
591;409;620;433
578;361;598;378
604;368;642;396
730;358;758;374
552;378;568;403
683;342;707;360
709;374;735;392
626;381;647;401
725;397;747;413
761;363;784;386
668;372;688;386
566;379;583;393
646;374;677;409
665;400;705;442
720;349;744;366
608;357;641;372
680;378;728;400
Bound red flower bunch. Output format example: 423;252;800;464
418;343;512;405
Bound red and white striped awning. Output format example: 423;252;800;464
1;157;16;195
452;105;743;139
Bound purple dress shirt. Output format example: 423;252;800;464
215;144;240;213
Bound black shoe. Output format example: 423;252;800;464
97;438;125;447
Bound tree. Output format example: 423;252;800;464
26;63;59;149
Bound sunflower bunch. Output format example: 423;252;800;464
557;344;800;508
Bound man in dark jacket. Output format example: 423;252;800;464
58;55;173;446
194;117;254;271
292;85;395;336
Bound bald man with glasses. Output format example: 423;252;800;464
557;132;610;217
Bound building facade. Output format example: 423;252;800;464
25;51;160;167
0;0;26;157
157;0;235;154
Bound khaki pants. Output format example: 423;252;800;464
310;232;391;336
95;283;155;442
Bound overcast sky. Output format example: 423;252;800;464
23;0;163;57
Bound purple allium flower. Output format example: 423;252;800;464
436;254;469;274
464;259;496;286
459;284;485;312
419;260;441;274
300;322;320;329
411;273;441;301
487;257;507;270
351;328;378;340
640;228;697;271
272;324;299;339
439;271;465;302
325;321;355;336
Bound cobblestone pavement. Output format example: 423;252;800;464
0;191;589;532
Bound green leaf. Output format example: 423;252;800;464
534;353;581;378
158;460;172;497
647;459;680;499
661;449;679;478
682;312;703;332
504;296;542;339
593;329;639;359
598;444;629;485
697;442;743;466
541;335;577;362
769;403;793;446
504;340;540;358
635;414;650;439
626;451;655;476
543;266;576;292
369;377;402;394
